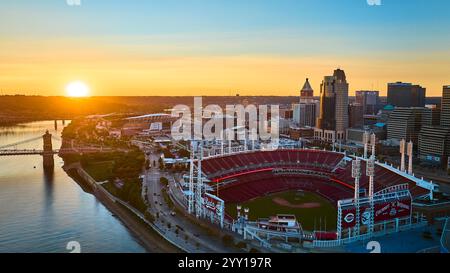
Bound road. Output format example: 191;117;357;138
141;147;239;253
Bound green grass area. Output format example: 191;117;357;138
225;191;337;231
83;161;114;182
103;181;119;196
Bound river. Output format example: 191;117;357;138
0;120;146;253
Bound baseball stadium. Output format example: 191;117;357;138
179;138;449;252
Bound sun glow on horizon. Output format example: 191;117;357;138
66;81;90;97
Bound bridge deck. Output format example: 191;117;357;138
0;149;59;156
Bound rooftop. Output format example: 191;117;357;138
383;104;395;110
125;113;171;120
301;78;313;92
388;82;412;86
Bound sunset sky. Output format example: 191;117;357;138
1;0;449;97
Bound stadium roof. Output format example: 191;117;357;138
125;113;171;120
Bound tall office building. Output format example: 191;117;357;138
387;82;426;107
315;69;349;142
425;104;441;126
387;107;432;145
441;85;450;127
355;90;380;115
348;103;364;128
293;78;317;127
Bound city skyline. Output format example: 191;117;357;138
1;0;450;96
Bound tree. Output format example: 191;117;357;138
222;235;234;246
235;241;247;249
144;211;155;223
160;177;169;187
158;157;165;170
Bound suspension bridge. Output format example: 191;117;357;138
0;131;114;156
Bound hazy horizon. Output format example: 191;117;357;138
1;0;449;97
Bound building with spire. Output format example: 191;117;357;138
315;68;349;142
300;78;314;102
293;78;318;128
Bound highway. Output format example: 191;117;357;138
142;147;238;253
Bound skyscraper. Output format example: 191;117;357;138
355;90;380;115
426;104;441;126
441;85;450;127
293;78;317;127
387;82;426;107
315;69;349;142
349;103;364;128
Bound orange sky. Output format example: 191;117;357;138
1;38;449;97
1;1;449;97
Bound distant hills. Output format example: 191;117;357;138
0;95;442;125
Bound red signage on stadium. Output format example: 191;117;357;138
202;193;223;214
340;198;411;229
341;207;357;229
374;199;411;222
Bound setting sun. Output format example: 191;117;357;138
66;81;90;97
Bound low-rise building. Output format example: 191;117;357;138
346;126;386;145
418;126;450;168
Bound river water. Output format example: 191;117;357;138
0;120;146;253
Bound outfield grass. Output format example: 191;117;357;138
225;191;337;231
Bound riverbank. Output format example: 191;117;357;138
65;164;181;253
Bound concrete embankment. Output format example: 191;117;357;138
63;162;181;253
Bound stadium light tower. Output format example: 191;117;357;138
352;159;362;236
363;131;370;159
366;134;377;234
400;139;406;172
407;141;413;175
220;130;224;155
195;141;205;218
244;208;249;221
188;141;195;214
368;134;377;195
370;133;376;156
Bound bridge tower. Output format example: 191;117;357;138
42;130;54;169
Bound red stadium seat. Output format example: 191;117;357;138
199;149;427;207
